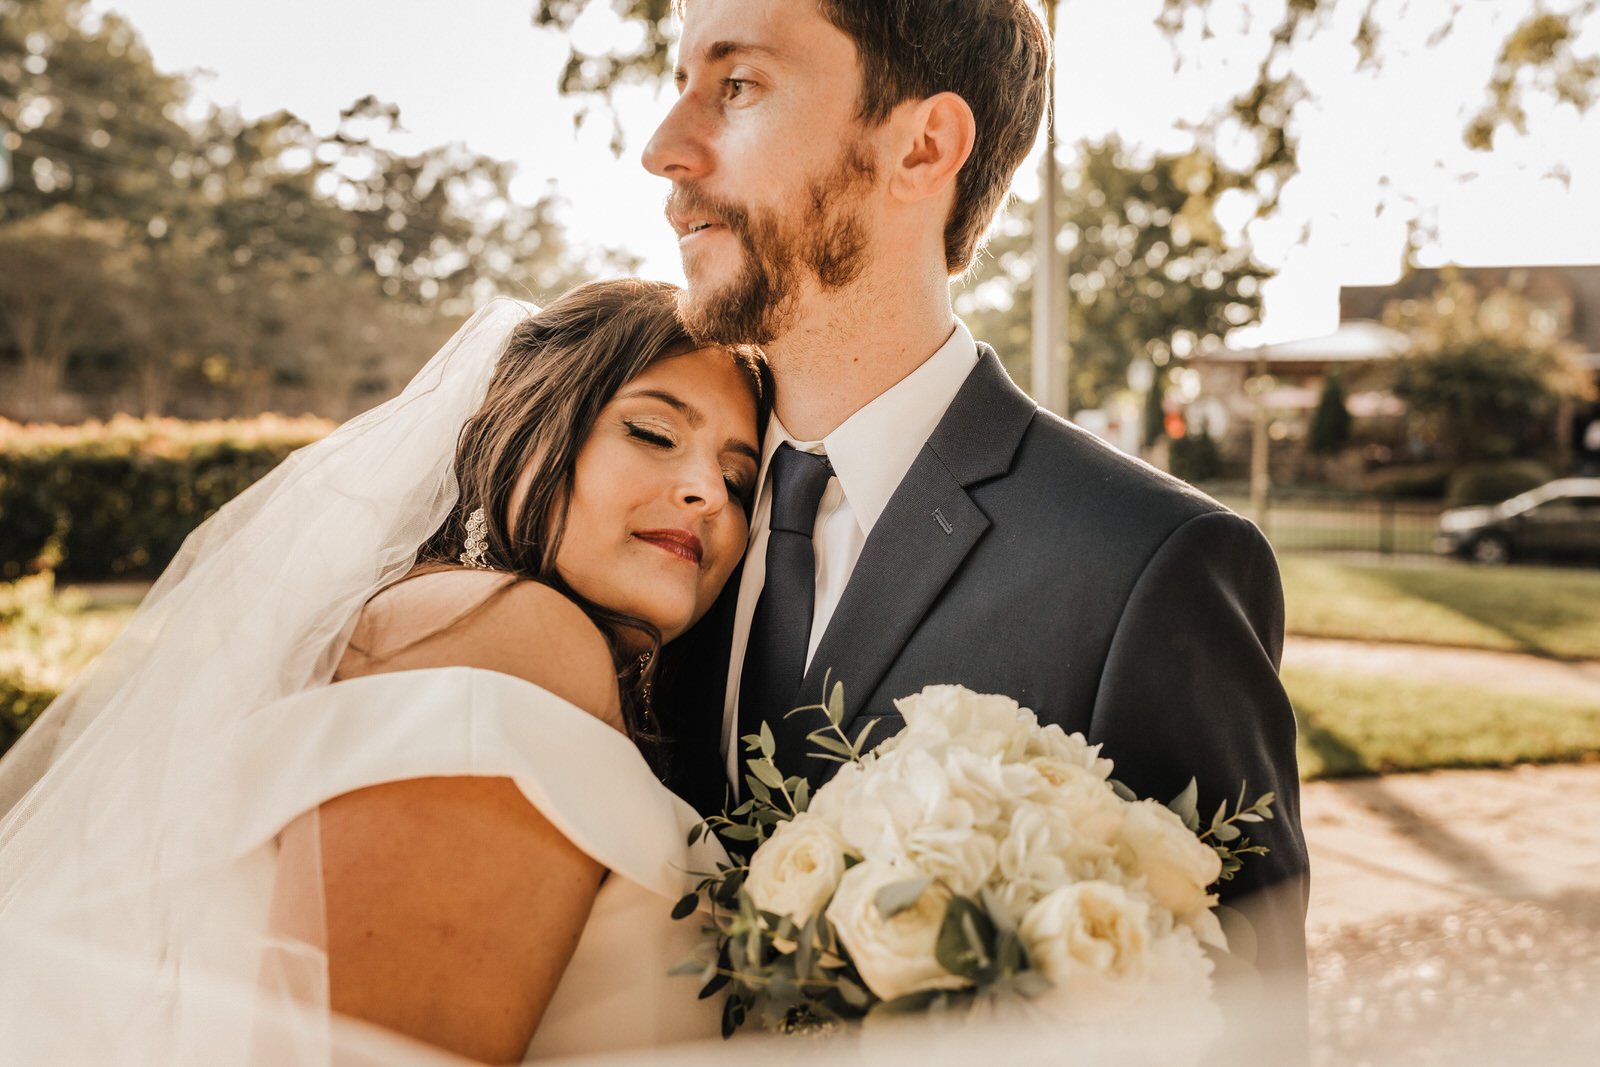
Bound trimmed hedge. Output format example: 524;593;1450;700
0;415;331;581
1445;458;1556;505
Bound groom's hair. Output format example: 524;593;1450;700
817;0;1050;274
675;0;1050;274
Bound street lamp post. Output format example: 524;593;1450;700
1031;0;1065;415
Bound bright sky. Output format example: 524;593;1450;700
91;0;1600;345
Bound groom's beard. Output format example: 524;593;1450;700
671;141;878;346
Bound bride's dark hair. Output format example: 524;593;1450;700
414;279;765;770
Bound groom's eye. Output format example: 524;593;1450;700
722;77;751;100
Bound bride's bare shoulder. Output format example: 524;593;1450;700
338;569;621;727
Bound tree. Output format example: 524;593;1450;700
1;0;620;419
1384;278;1592;463
0;206;133;418
956;138;1269;411
0;0;196;230
530;1;1600;248
1307;370;1352;455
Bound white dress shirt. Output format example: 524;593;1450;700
722;319;981;779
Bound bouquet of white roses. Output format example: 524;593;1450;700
673;681;1274;1036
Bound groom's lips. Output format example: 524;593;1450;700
634;529;704;566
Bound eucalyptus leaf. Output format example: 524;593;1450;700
1169;778;1200;830
806;733;854;757
671;893;700;921
1107;777;1138;802
698;971;731;999
668;957;705;976
796;913;818;978
836;974;872;1009
874;875;933;918
851;718;880;756
744;774;772;805
827;680;845;726
1213;822;1241;842
752;759;786;789
793;778;811;812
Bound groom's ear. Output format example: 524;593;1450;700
886;92;976;207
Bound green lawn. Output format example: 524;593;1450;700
1280;557;1600;660
1286;665;1600;780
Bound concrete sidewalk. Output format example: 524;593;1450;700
1302;762;1600;1064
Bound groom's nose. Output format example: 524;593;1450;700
642;94;711;182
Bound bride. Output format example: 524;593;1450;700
0;279;764;1064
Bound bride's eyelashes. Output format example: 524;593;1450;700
624;419;753;510
623;420;676;449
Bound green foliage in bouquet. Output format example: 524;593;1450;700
672;679;1276;1037
0;416;329;580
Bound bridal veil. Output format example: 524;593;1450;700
0;300;531;1064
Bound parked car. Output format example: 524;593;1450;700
1435;478;1600;564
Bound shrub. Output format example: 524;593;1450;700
0;572;132;757
1360;463;1452;499
0;415;330;580
1446;459;1556;505
1307;371;1352;455
1169;431;1223;484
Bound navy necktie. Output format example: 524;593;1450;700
738;444;834;768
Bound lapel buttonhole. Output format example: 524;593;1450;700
932;508;954;535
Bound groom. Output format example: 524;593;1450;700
646;0;1309;1018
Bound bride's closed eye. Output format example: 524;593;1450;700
623;420;675;448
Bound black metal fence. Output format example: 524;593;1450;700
1210;490;1445;557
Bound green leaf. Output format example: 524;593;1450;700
720;824;759;842
796;913;818;978
827;680;846;725
698;971;731;999
1213;822;1241;842
804;731;854;756
792;777;811;812
751;758;785;789
934;896;997;982
1212;798;1230;829
758;720;776;759
836;974;872;1009
1168;778;1200;831
874;875;933;918
671;892;700;921
744;773;772;805
851;718;880;754
687;822;704;846
668;957;706;976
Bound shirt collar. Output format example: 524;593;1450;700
758;319;979;536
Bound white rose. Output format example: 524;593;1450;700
745;813;849;925
1028;725;1115;780
1115;801;1224;945
826;860;972;1002
1019;881;1153;1011
990;800;1121;925
892;685;1039;762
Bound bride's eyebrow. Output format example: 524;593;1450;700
618;387;703;427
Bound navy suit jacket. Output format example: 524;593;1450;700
663;344;1309;997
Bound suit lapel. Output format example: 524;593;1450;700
789;348;1037;758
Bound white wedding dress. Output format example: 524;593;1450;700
0;666;725;1064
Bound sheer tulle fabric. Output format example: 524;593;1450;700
0;300;731;1063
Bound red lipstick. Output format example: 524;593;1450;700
634;528;704;566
